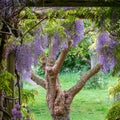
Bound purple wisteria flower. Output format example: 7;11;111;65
51;33;60;59
65;27;71;36
12;108;17;116
16;111;22;118
72;19;84;46
62;41;68;49
98;32;109;45
96;31;110;54
96;31;117;72
15;103;20;109
33;37;44;66
109;57;116;71
15;44;32;72
61;7;74;11
99;55;109;73
0;0;26;18
12;103;23;119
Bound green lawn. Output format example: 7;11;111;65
24;72;117;120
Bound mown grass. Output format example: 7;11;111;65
24;71;117;120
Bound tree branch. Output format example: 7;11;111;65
52;41;72;73
0;31;12;35
67;64;101;98
21;16;47;40
31;72;46;89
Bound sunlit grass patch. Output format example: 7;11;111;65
23;72;117;120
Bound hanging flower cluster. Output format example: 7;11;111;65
96;31;117;72
11;103;22;119
15;44;32;73
11;103;32;120
72;19;84;46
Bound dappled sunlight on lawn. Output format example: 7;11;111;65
24;72;116;120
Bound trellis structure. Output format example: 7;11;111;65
22;0;120;7
0;1;119;119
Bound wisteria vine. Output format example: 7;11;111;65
96;31;117;73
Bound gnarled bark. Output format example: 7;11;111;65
31;40;101;120
52;114;70;120
46;79;71;120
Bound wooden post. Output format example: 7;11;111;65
0;91;3;119
7;52;15;115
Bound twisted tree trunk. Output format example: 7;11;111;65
31;40;101;120
47;87;71;120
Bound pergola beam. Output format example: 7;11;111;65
25;0;120;7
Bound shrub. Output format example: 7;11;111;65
105;101;120;120
0;70;15;95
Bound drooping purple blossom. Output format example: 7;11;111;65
62;41;68;49
12;103;23;119
72;19;84;46
96;31;117;72
16;110;22;118
109;35;117;49
64;27;71;36
33;27;49;66
51;33;60;59
61;7;74;11
63;22;73;38
15;44;32;73
108;39;117;57
0;0;11;17
109;57;116;71
12;108;17;116
0;0;26;18
98;55;109;73
15;103;20;109
96;31;110;54
33;37;44;66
